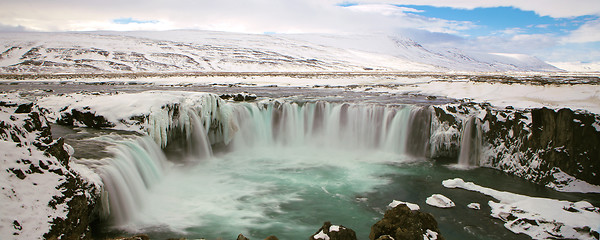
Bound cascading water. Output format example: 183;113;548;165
95;99;444;239
60;92;598;240
229;101;431;157
99;136;168;226
457;116;483;167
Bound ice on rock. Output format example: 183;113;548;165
423;229;439;240
443;178;600;240
388;200;420;211
425;194;455;208
313;230;330;240
467;203;481;210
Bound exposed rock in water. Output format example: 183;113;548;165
235;234;279;240
220;92;257;101
310;221;357;240
107;234;150;240
369;204;444;240
238;234;250;240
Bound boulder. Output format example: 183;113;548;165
310;221;357;240
369;204;444;240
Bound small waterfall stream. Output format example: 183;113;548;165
457;116;483;167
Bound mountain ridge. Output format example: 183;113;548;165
0;30;559;74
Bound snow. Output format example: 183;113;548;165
0;31;559;74
423;229;439;240
388;200;420;211
425;194;455;208
443;178;600;240
0;102;78;239
549;61;600;72
37;91;236;147
329;225;340;232
467;203;481;210
0;141;68;240
546;169;600;193
313;230;330;240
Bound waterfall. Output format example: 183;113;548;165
99;136;168;226
229;101;431;157
98;100;434;229
457;116;483;167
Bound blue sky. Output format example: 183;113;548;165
0;0;599;64
395;5;593;37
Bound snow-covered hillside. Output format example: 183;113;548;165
0;31;559;74
284;33;559;72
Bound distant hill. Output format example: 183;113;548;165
0;30;560;74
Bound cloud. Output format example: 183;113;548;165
351;0;600;18
0;23;28;32
562;19;600;43
0;0;598;64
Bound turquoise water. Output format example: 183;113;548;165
86;101;599;240
94;144;599;240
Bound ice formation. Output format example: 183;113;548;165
443;178;600;239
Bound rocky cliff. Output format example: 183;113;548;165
0;100;100;239
431;103;600;190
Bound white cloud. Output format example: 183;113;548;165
352;0;600;18
562;19;600;43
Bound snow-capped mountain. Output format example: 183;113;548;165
284;33;559;72
0;30;559;74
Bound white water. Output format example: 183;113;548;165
96;101;448;238
99;136;168;226
457;116;482;167
229;101;428;156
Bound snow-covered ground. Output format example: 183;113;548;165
0;30;560;73
5;73;597;114
550;61;600;72
443;178;600;240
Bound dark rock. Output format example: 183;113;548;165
233;93;245;101
433;103;600;187
109;234;150;240
15;103;34;113
310;221;357;240
369;204;444;240
264;236;279;240
58;109;115;129
9;168;26;179
1;101;100;240
375;235;394;240
237;234;250;240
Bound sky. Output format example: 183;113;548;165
1;0;599;65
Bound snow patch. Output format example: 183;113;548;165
423;229;439;240
425;194;455;208
546;169;600;193
313;230;330;240
443;178;600;240
388;200;420;211
467;203;481;210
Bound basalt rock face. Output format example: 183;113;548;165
369;204;444;240
528;108;600;184
431;103;600;187
0;101;100;239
